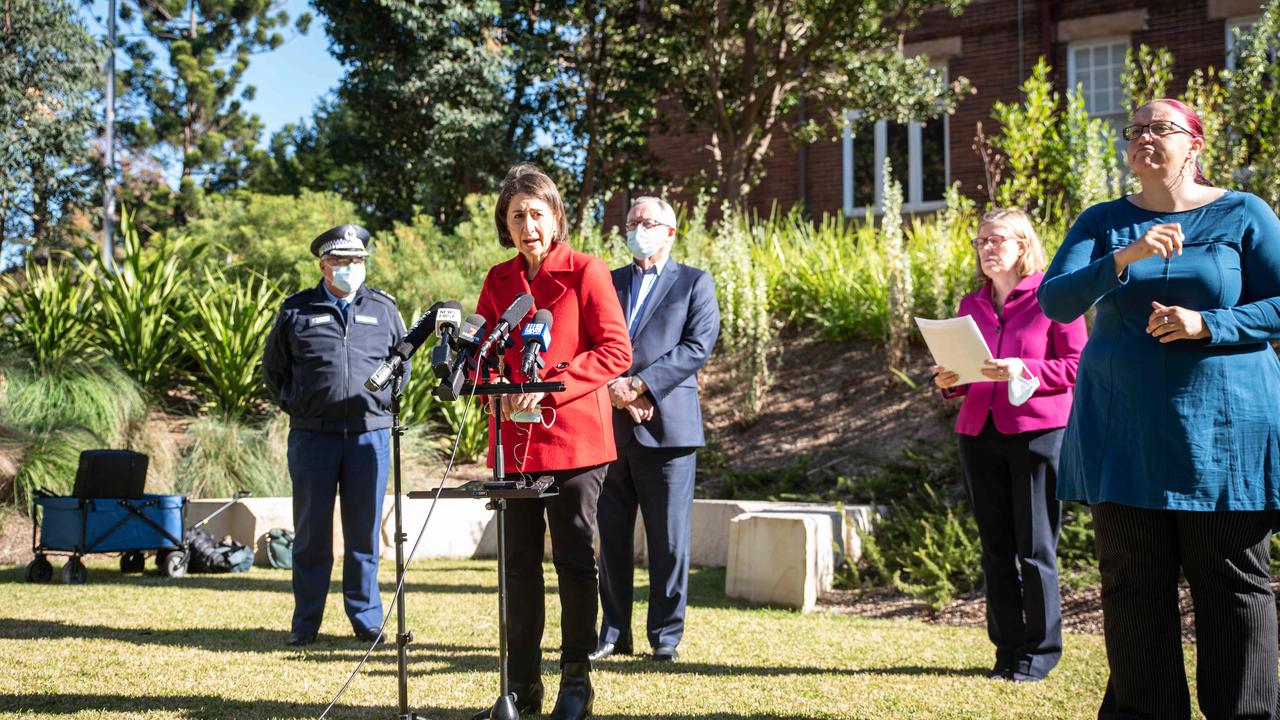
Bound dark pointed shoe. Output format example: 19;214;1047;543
354;627;385;644
652;644;679;662
471;680;544;719
287;631;317;647
548;661;593;720
587;640;631;662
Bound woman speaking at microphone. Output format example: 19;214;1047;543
472;163;631;720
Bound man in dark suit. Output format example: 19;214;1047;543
591;196;720;663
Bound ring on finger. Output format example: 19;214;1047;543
1163;315;1170;325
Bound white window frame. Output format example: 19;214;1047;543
841;107;950;217
1066;35;1130;119
1226;15;1263;70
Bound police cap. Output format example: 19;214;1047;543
310;224;371;258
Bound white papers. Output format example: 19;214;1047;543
914;315;993;385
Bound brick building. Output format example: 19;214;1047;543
609;0;1266;225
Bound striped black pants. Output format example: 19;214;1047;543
1093;502;1279;720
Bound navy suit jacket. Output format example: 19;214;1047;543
612;259;720;450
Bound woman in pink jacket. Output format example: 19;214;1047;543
933;208;1087;682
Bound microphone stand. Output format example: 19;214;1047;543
388;370;425;720
408;345;564;720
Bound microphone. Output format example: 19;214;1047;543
477;293;534;359
434;314;487;401
364;301;446;392
429;301;464;379
519;309;554;380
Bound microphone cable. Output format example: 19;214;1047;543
316;377;483;720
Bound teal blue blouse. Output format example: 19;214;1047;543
1039;191;1280;511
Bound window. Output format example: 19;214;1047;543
1067;36;1129;157
841;112;948;216
1226;16;1278;69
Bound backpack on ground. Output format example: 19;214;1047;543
187;525;253;573
267;528;294;569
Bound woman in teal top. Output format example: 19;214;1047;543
1040;99;1280;719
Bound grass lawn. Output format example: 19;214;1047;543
0;558;1207;719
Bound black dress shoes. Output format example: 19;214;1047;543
587;641;631;662
652;645;679;662
354;627;385;644
549;662;593;720
287;631;317;647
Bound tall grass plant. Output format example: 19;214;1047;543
176;413;290;498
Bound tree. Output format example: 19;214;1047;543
499;1;667;230
115;0;309;225
654;0;972;206
0;0;101;259
299;0;510;230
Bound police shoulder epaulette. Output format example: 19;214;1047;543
368;287;397;304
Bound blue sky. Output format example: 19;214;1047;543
81;0;343;140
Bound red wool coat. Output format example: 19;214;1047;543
475;241;632;474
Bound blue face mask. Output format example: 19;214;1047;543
330;262;365;294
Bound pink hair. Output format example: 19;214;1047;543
1145;98;1208;184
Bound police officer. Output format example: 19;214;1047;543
262;224;408;647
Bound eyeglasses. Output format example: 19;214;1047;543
624;219;672;232
1121;120;1194;142
971;235;1017;249
323;256;366;267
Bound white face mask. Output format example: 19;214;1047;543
330;262;365;294
626;224;669;260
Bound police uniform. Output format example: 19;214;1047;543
261;224;408;645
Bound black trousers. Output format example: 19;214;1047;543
504;464;606;683
956;420;1064;679
1093;502;1279;720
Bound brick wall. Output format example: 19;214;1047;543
614;0;1238;229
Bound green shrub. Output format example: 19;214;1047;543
0;356;145;446
7;427;100;508
434;396;488;464
181;268;284;419
0;253;98;370
185;189;361;291
94;208;203;395
177;414;290;499
861;484;983;609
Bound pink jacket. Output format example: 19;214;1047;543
943;272;1087;436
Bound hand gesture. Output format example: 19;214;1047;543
500;392;546;421
932;365;960;389
980;357;1027;382
1114;222;1184;274
626;395;655;424
1147;301;1210;343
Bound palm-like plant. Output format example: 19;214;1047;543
0;252;98;370
181;268;283;419
94;207;204;395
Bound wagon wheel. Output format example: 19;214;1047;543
25;555;53;583
155;549;171;569
120;551;146;574
161;549;188;578
60;557;88;585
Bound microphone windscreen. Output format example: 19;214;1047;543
499;293;535;328
459;314;486;344
532;308;553;330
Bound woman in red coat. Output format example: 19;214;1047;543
472;163;631;720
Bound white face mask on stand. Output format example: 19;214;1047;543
626;225;668;259
330;263;365;294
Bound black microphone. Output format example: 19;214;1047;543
477;293;534;359
434;314;487;401
364;301;445;392
519;309;554;380
429;301;464;379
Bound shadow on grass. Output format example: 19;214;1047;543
0;693;892;720
0;565;492;595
